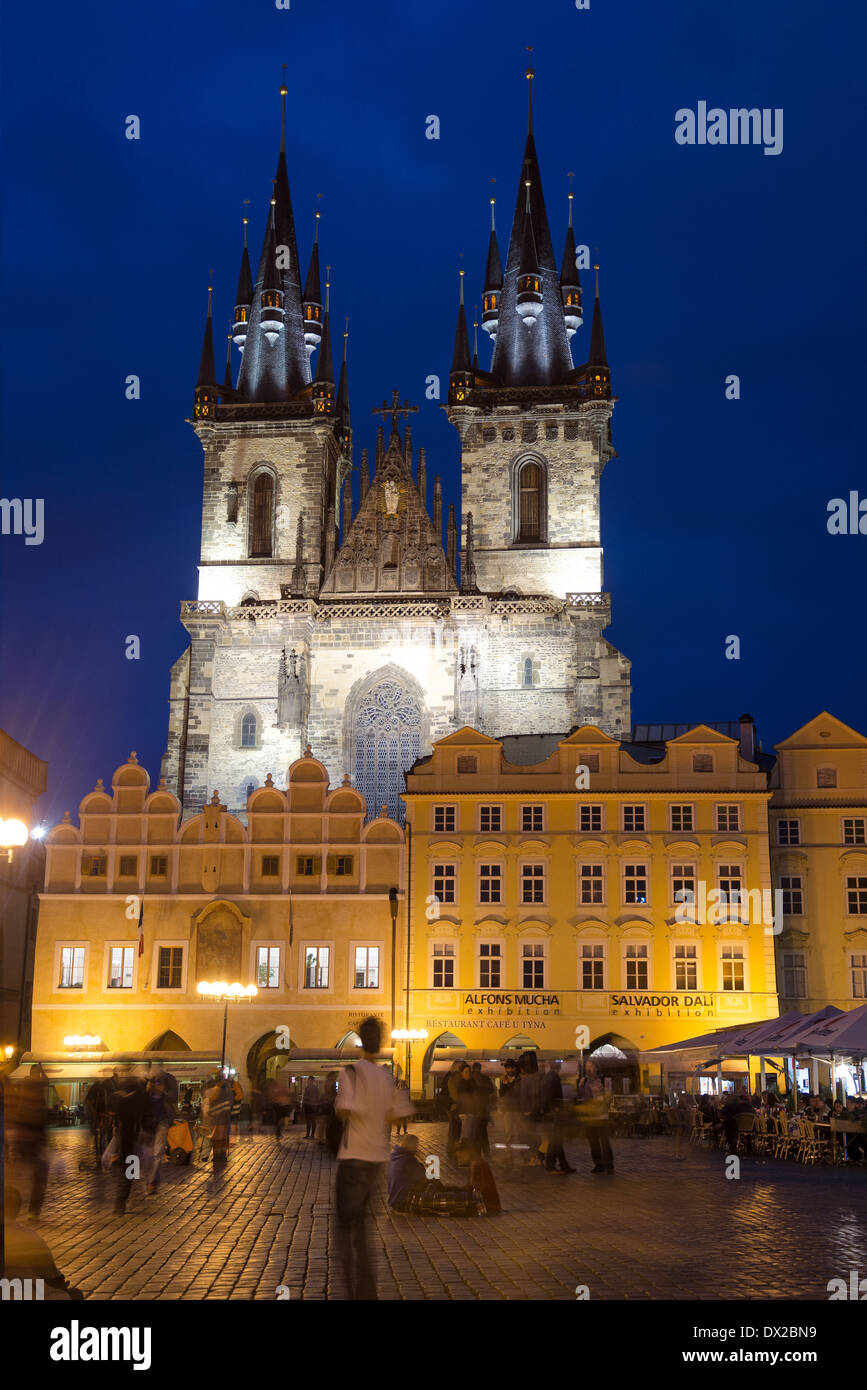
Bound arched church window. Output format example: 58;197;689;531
249;472;274;557
518;462;543;542
523;657;534;687
241;713;257;748
353;679;422;824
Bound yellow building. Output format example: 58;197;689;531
771;712;867;1013
403;724;779;1093
32;750;404;1099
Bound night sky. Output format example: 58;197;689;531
1;0;864;829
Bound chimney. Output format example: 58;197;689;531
738;713;756;763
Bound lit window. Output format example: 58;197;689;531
354;946;380;989
59;947;85;989
257;946;281;989
721;945;745;992
673;944;697;991
157;947;184;990
108;946;135;990
304;947;330;989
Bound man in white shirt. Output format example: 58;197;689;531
334;1016;413;1299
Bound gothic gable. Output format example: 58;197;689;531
320;431;457;597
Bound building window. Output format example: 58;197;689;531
262;855;280;877
816;766;837;788
432;943;455;988
579;864;604;905
256;946;281;989
777;819;800;845
520;863;546;904
352;677;422;826
479;805;502;832
117;856;137;877
432;864;456;904
241;713;257;748
326;855;354;876
782;951;807;999
304;947;330;989
522;657;534;688
149;855;168;877
157;946;184;990
249;472;274;557
718;864;743;908
296;856;321;876
692;753;714;773
622;805;646;833
108;946;134;990
846;876;867;915
671;863;696;904
673;944;697;991
670;805;694;832
579;804;603;832
715;804;741;832
623;864;648;905
843;818;866;845
521;943;545;988
59;946;85;989
581;943;605;990
354;946;380;989
456;755;477;775
521;805;544;832
851;953;867;999
433;805;456;832
479;943;502;988
83;855;107;877
517;461;543;541
624;944;648;990
721;945;745;991
479;864;502;904
779;875;804;915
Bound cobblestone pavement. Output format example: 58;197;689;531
11;1122;866;1301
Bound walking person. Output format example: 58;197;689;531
541;1062;574;1174
393;1078;411;1137
333;1016;413;1300
111;1067;146;1212
141;1067;174;1195
6;1064;50;1220
470;1062;495;1156
516;1051;543;1166
303;1076;320;1138
497;1061;520;1163
576;1060;614;1173
201;1073;232;1164
445;1061;463;1156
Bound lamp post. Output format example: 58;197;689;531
391;1028;428;1095
1;1043;16;1276
388;888;399;1041
0;819;29;865
197;981;258;1073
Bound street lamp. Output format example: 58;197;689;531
0;818;29;864
391;1028;428;1094
1;1045;16;1276
197;981;258;1073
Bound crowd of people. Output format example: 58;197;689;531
689;1087;867;1160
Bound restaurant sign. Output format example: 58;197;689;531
461;993;562;1016
611;992;713;1018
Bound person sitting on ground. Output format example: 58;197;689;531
3;1186;84;1299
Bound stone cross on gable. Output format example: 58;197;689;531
372;390;418;440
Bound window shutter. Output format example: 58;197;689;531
314;856;322;874
326;855;336;874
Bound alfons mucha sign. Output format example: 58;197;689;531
461;993;562;1016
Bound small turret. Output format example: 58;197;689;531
560;189;583;338
482;195;503;341
448;269;473;405
302;208;323;356
232;208;253;352
260;194;285;344
516;180;542;328
223;330;233;393
433;475;442;535
312;269;335;415
447;505;457;577
588;262;610;397
335;317;351;454
194;284;218;420
417;446;427;510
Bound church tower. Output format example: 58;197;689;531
445;68;631;736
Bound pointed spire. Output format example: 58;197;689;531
197;283;216;386
223;330;233;392
302;205;323;357
417;446;427;510
336;316;350;442
303;228;322;301
560;183;583;340
526;53;534;133
280;66;288;152
313;270;335;413
449;268;472;403
588;261;608;367
433;475;443;536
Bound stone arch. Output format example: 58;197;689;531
144;1030;191;1052
510;452;548;545
585;1031;640;1095
246;1030;289;1086
422;1029;466;1087
344;664;430;824
235;706;261;750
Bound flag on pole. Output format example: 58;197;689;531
137;897;144;957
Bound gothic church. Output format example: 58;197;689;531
161;75;632;821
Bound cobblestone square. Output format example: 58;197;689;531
16;1122;866;1302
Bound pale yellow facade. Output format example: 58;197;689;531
770;712;867;1013
403;724;779;1091
33;751;404;1091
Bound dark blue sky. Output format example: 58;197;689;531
1;0;864;827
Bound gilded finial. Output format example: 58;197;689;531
458;265;465;306
567;172;575;228
280;64;288;151
242;198;250;247
489;177;496;231
525;48;534;131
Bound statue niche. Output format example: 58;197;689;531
277;647;306;727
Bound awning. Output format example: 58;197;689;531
9;1051;221;1083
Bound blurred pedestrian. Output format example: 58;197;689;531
141;1069;175;1194
470;1062;495;1155
576;1060;614;1173
6;1064;50;1220
393;1078;411;1137
334;1017;413;1300
111;1067;146;1212
201;1073;232;1164
541;1062;574;1174
516;1051;543;1166
303;1076;320;1138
